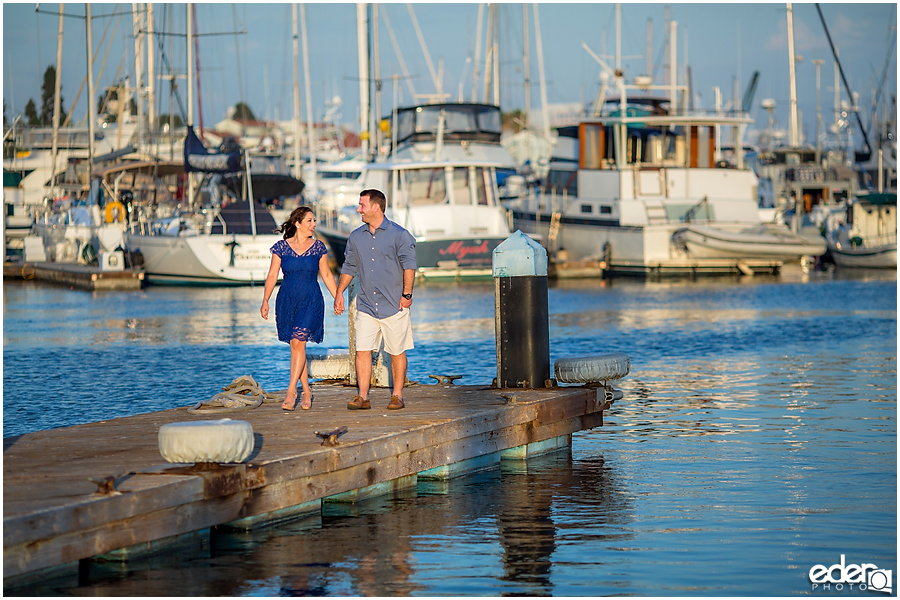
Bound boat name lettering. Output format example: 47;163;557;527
234;251;268;262
438;240;489;260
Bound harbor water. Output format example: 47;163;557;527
3;265;896;596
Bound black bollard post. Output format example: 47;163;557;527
493;231;550;389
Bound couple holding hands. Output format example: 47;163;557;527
260;189;416;412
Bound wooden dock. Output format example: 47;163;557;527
3;381;613;585
3;261;144;291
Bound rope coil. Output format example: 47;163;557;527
187;375;281;414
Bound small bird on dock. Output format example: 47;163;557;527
88;474;123;496
428;374;463;385
315;426;349;446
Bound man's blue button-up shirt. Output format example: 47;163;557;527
341;218;417;319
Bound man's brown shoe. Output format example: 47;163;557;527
387;395;405;410
347;395;371;410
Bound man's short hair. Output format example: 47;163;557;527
360;189;387;212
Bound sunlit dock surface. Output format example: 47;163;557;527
3;382;612;586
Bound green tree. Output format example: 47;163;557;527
39;66;65;126
233;102;256;121
24;99;40;126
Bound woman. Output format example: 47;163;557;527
261;206;338;411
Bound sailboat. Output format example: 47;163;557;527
121;126;282;285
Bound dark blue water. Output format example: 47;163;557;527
3;265;896;596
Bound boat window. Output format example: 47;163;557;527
451;167;471;205
600;205;612;214
319;171;360;180
415;106;441;133
545;168;577;196
580;204;593;214
401;168;447;206
475;106;502;134
397;110;415;141
444;108;477;133
582;124;603;170
476;168;490;205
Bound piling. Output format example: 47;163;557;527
492;231;551;389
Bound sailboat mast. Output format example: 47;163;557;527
357;3;370;160
292;4;302;180
472;3;483;103
133;2;144;148
85;3;96;177
147;4;155;139
187;2;194;208
533;4;550;142
51;5;64;194
492;5;499;106
523;4;530;126
669;19;677;113
787;3;800;147
301;4;317;191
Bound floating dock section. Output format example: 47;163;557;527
3;261;144;291
3;381;614;585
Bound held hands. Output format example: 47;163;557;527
260;300;269;320
334;295;345;316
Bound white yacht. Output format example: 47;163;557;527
509;87;825;277
315;103;516;280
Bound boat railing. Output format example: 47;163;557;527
215;212;227;236
594;106;751;124
681;196;711;223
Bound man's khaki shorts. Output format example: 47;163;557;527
355;308;414;355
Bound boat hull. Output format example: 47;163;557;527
826;239;898;269
511;209;784;277
124;232;280;285
318;227;506;280
672;225;826;260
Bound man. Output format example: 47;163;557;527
334;189;417;410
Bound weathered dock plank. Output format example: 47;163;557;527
3;382;611;580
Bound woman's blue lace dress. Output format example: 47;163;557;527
271;238;328;343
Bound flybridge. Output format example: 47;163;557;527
389;103;503;148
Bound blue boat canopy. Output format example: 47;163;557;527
183;126;242;173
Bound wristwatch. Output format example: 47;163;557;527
402;293;413;300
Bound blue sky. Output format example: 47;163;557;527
2;2;896;151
